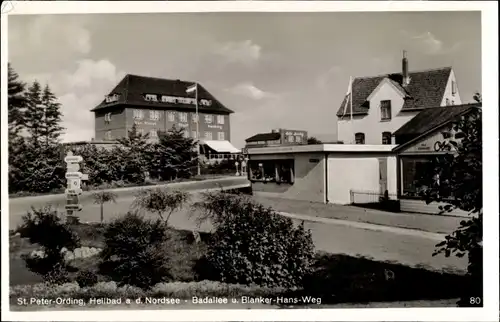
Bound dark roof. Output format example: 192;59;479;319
393;103;479;137
336;67;452;117
91;74;234;114
245;132;281;142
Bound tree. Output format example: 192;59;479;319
40;84;64;147
153;127;197;180
114;124;152;183
92;191;117;223
422;93;482;307
7;63;27;141
24;81;45;148
132;188;190;225
307;137;323;145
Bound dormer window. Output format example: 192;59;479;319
105;94;119;103
144;94;158;102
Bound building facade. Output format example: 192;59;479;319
245;129;308;148
336;51;462;145
92;75;236;149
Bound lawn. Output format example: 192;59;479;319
9;222;466;308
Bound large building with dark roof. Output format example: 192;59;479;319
245;128;308;148
91;74;239;154
337;51;462;145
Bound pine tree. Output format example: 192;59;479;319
114;124;152;183
155;126;197;180
24;81;45;147
40;84;64;147
8;63;27;141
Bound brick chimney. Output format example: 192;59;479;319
402;50;410;87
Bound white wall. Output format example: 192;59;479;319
337;81;419;145
327;155;380;204
387;155;398;197
440;69;462;106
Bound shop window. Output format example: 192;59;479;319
355;133;365;144
380;100;391;121
401;156;453;199
248;159;295;184
382;132;392;145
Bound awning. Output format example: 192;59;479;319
201;140;240;153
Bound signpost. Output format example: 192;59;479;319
64;151;88;224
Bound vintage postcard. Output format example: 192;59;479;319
1;1;498;321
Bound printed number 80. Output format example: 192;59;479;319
470;297;481;305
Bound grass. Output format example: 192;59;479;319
9;222;468;307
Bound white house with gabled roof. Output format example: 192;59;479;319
337;51;462;145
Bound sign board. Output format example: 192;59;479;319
68;179;81;190
65;188;82;195
401;126;458;154
65;205;82;211
66;172;83;179
81;174;89;181
67;163;80;172
65;155;83;163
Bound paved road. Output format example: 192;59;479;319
9;178;467;274
8;177;249;230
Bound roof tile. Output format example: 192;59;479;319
337;67;452;117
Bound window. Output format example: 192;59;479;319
452;81;457;96
355;133;365;144
137;128;144;136
401;156;452;199
287;135;295;143
149;110;160;121
248;159;295;184
217;115;225;125
104;112;112;124
192;114;199;123
204;131;212;140
382;132;392;145
145;94;158;102
167;112;175;122
295;135;302;143
105;130;112;140
218;132;225;141
179;112;188;123
192;131;198;139
451;100;455;105
133;109;144;120
380;100;392;121
150;129;158;138
205;115;213;124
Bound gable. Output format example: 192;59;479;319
336;67;452;117
398;125;456;154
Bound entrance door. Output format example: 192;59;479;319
379;158;388;196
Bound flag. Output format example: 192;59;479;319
341;76;353;118
186;83;197;93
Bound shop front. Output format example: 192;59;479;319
395;125;468;216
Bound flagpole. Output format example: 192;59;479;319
349;76;354;144
195;83;201;176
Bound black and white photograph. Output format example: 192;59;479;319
1;1;498;321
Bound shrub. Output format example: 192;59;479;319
98;212;172;289
132;188;190;224
76;270;99;288
192;191;315;288
17;206;80;280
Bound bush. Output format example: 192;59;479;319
76;270;99;288
17;206;80;280
98;212;173;289
132;188;190;224
192;191;315;288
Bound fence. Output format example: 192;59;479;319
350;190;400;212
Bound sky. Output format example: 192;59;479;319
8;11;481;148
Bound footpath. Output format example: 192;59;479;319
252;196;464;235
